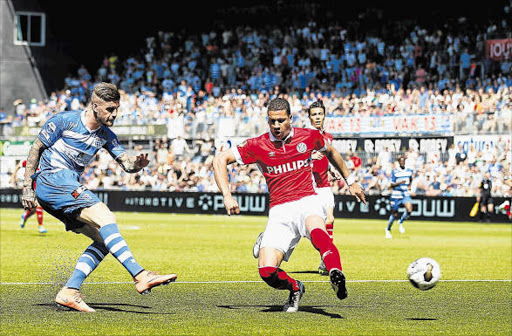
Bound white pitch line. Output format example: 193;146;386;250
0;279;510;285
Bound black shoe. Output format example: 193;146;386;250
283;280;305;312
329;268;347;300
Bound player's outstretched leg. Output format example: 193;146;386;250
259;266;305;312
309;228;347;300
55;241;109;312
98;223;177;294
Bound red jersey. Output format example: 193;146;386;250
233;128;326;208
311;130;333;188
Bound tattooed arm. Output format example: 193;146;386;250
22;138;47;210
115;152;150;173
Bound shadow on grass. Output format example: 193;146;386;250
218;304;343;318
35;303;173;314
405;317;437;321
288;270;322;274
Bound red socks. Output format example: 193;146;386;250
22;209;33;221
259;266;300;291
325;223;334;241
310;228;342;271
36;207;43;226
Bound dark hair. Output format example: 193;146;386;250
307;100;325;116
267;97;291;116
92;82;120;102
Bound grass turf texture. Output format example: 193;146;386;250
0;208;511;336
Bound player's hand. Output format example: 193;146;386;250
21;185;37;210
134;153;150;169
223;195;240;216
311;151;324;160
331;169;342;180
349;182;367;205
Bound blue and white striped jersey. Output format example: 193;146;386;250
37;110;125;175
391;166;414;199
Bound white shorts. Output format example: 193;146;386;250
315;186;335;210
260;194;326;262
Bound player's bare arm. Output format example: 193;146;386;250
22;138;46;210
213;149;240;215
323;143;367;204
116;153;149;173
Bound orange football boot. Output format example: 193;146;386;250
134;270;177;294
55;287;95;312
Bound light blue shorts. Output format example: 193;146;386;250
390;195;412;211
35;170;101;231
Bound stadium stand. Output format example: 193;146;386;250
2;3;511;201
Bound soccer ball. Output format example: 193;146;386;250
407;257;441;291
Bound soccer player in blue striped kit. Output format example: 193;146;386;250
385;156;414;238
21;82;177;312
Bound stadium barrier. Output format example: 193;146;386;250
1;188;510;223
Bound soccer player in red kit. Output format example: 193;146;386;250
213;98;366;313
307;100;340;275
14;160;47;233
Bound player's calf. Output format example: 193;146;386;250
309;228;342;271
259;266;301;291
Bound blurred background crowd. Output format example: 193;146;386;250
2;2;511;199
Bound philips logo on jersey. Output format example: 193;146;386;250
267;159;310;174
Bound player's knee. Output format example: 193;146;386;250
79;202;117;227
259;266;278;283
259;266;277;278
310;227;336;252
100;212;117;227
326;214;335;225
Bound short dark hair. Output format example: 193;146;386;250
267;98;291;116
307;100;326;116
92;82;120;102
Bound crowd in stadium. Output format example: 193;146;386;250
2;4;511;199
6;133;511;199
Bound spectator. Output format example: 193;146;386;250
455;143;468;165
171;135;191;159
350;151;363;170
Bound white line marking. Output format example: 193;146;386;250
0;279;510;285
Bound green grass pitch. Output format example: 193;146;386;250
1;208;511;336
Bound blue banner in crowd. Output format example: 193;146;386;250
324;114;454;136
